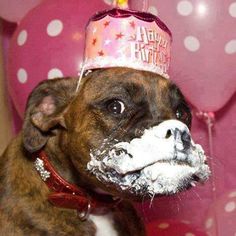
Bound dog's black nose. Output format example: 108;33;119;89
170;128;191;151
181;130;191;150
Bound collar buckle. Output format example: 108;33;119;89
77;199;91;221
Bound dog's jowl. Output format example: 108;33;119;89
0;68;210;235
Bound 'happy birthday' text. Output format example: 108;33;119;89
131;26;169;73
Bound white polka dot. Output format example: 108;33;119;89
229;2;236;17
47;20;63;37
205;217;214;229
17;30;27;46
177;1;193;16
47;68;63;79
17;68;28;83
148;6;158;16
185;233;195;236
229;191;236;198
225;40;236;54
184;36;200;52
158;222;169;229
224;201;236;212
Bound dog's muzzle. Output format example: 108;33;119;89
87;120;210;196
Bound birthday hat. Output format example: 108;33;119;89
83;7;172;79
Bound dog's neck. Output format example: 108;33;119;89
43;135;107;194
33;138;120;219
43;135;79;183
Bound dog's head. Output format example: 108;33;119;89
23;67;210;200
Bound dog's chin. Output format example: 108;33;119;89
88;156;209;198
87;145;210;198
126;160;207;196
87;120;211;198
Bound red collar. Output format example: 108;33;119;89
34;151;120;220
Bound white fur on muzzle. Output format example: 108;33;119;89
87;120;210;196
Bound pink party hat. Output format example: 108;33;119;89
83;8;172;79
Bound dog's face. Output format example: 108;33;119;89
23;67;210;200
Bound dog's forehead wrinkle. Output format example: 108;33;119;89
83;68;153;93
83;80;127;102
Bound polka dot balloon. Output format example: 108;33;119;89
147;220;207;236
0;0;43;23
205;190;236;236
7;0;109;117
130;0;236;112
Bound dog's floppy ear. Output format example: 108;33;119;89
23;77;77;153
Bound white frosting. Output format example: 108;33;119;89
87;120;210;195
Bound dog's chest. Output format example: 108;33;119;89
89;213;118;236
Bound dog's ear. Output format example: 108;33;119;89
22;77;77;153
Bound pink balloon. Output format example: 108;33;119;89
130;0;236;111
147;220;207;236
0;0;43;23
7;0;110;117
205;190;236;236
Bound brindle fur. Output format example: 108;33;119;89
0;68;191;235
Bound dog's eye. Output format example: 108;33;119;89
106;99;125;115
176;103;191;126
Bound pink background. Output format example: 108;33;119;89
1;0;236;235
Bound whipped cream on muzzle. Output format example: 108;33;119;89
87;120;210;196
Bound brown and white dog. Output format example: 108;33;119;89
0;68;210;235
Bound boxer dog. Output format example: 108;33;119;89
0;67;210;235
